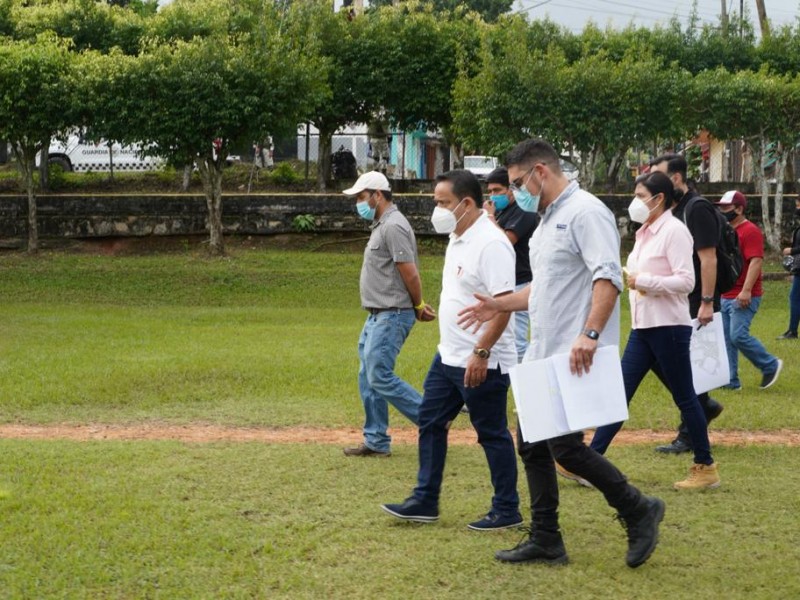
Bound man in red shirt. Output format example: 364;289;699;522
715;191;783;390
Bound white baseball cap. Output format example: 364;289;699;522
342;171;391;195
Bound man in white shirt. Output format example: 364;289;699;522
381;169;522;531
458;139;665;568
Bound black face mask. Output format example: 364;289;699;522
723;210;737;223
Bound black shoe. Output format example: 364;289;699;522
655;438;693;454
616;496;666;568
704;398;724;424
776;331;797;340
381;497;439;523
494;528;569;565
760;359;783;389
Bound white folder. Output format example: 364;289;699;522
509;345;628;444
690;313;730;394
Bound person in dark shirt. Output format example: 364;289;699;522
484;167;540;362
649;154;724;454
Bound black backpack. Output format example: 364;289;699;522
684;196;744;294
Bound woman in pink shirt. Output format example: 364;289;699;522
590;172;720;490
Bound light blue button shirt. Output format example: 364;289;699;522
525;182;623;361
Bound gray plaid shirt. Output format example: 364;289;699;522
360;205;418;310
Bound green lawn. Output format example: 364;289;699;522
1;441;798;598
1;244;799;598
0;246;798;430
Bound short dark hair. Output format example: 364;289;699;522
506;139;561;172
485;167;509;187
635;171;679;208
650;154;687;183
436;169;483;208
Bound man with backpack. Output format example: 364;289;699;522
715;190;782;390
649;155;725;455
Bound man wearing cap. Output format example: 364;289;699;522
342;171;436;458
716;190;783;390
485;167;540;361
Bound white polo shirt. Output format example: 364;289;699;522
438;211;517;373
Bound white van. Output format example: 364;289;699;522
38;134;165;173
463;155;498;179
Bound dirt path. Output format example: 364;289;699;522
0;423;798;446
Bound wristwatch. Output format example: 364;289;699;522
583;329;600;341
473;347;491;359
701;295;714;304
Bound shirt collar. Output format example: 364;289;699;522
542;181;579;219
640;208;673;235
371;203;397;229
451;210;488;244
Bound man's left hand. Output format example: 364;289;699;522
464;354;488;388
569;335;598;376
736;290;752;309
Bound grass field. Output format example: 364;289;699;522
1;242;799;598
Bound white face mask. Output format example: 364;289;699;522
627;195;656;224
431;200;466;234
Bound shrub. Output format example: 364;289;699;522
271;161;300;185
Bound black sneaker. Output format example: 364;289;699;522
495;528;569;565
381;497;439;523
467;511;523;531
705;398;724;423
616;496;666;568
655;438;692;454
760;359;783;389
776;331;797;340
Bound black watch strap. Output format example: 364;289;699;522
583;329;600;341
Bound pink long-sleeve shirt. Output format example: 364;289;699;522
627;209;696;330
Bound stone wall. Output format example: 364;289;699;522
0;192;797;242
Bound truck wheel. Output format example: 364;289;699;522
48;156;72;172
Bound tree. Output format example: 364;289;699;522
288;1;382;190
0;35;77;252
114;28;324;255
369;0;512;23
693;67;800;249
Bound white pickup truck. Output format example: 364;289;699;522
39;135;165;173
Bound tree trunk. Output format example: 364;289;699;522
605;148;626;193
749;136;774;247
12;144;39;253
182;164;192;192
107;141;115;182
770;147;788;251
579;149;598;190
39;135;49;192
317;127;333;192
197;157;225;256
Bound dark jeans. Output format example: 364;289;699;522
412;353;519;516
517;429;642;530
789;274;800;334
591;326;712;465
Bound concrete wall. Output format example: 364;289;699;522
0;192;797;242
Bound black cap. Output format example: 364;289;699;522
485;167;509;187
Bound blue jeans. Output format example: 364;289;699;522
721;296;779;387
357;309;422;453
412;354;519;516
789;275;800;334
591;326;713;465
514;281;530;362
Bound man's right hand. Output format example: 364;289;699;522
457;293;500;333
783;247;792;256
416;304;437;322
697;302;714;325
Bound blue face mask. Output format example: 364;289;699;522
513;176;544;213
356;193;376;220
490;194;509;211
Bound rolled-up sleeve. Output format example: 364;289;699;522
574;206;623;293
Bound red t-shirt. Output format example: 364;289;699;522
722;219;763;299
